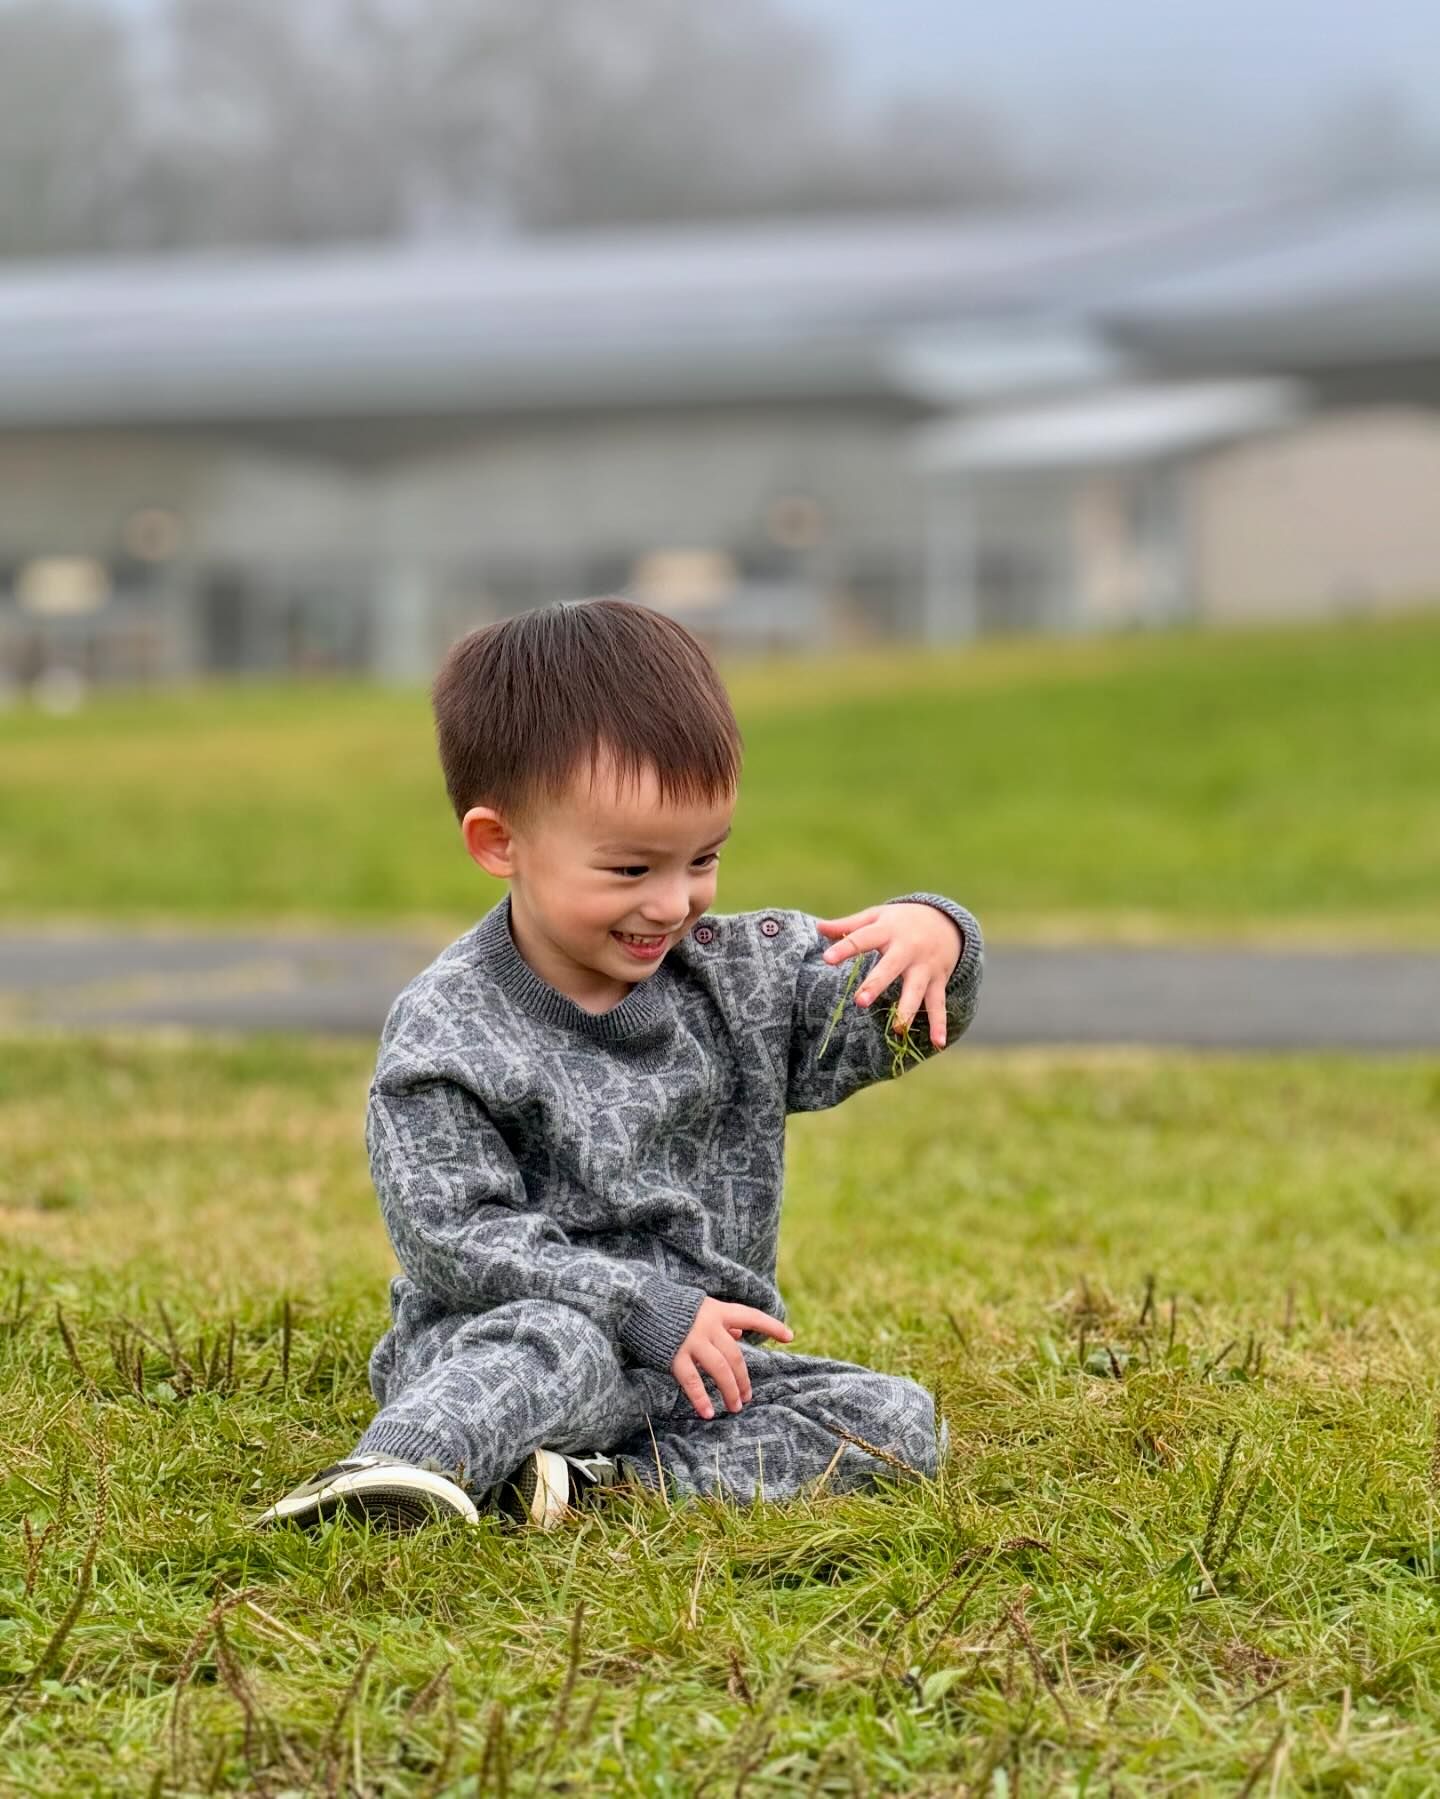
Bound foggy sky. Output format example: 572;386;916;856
793;0;1440;191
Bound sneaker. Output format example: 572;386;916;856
250;1453;480;1532
494;1449;621;1529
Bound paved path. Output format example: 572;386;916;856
2;929;1438;1049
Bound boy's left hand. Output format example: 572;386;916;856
816;903;964;1049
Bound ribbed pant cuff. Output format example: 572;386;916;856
616;1450;668;1495
352;1419;470;1483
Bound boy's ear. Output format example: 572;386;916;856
461;807;516;878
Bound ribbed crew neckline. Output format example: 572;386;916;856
471;893;673;1044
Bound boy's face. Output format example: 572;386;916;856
464;749;736;1009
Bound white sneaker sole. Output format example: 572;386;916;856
518;1448;573;1529
254;1464;480;1531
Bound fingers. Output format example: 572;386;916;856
674;1305;796;1420
924;977;948;1048
855;946;908;1006
816;906;882;937
725;1336;753;1406
694;1336;747;1413
819;916;886;962
671;1352;715;1420
888;963;930;1034
720;1305;793;1342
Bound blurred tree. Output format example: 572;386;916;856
130;0;537;244
0;0;141;256
0;0;1031;257
491;0;1028;228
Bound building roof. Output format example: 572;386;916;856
0;194;1434;434
1099;191;1440;382
0;204;1289;429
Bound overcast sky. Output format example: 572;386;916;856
107;0;1440;195
791;0;1440;189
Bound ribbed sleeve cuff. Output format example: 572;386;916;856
618;1277;707;1370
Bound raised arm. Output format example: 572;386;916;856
366;1071;706;1370
786;890;983;1113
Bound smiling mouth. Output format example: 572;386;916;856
612;931;667;948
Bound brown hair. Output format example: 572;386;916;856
432;597;743;826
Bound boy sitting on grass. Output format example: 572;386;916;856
255;597;983;1532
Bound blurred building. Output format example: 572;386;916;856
0;194;1437;687
917;387;1440;633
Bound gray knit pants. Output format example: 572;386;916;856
352;1299;941;1503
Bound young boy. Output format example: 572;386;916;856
255;597;982;1532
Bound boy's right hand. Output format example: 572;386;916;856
670;1299;793;1419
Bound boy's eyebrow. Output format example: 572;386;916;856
596;825;733;856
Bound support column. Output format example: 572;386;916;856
371;558;436;684
158;562;201;681
920;471;979;643
367;472;441;684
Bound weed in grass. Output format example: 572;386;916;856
53;1303;96;1396
4;1445;109;1720
1;1273;37;1339
1190;1429;1270;1601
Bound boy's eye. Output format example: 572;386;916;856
609;854;721;878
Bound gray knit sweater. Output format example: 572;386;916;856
367;891;983;1373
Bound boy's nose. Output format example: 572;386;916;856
642;881;693;930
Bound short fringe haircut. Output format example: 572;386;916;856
432;597;744;827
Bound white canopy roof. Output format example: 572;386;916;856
915;380;1305;472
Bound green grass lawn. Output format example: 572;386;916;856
3;1033;1439;1793
2;612;1439;942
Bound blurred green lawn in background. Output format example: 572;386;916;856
3;1035;1439;1792
2;612;1438;940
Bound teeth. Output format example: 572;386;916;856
616;932;663;946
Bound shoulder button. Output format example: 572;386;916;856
693;923;716;944
759;916;782;938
